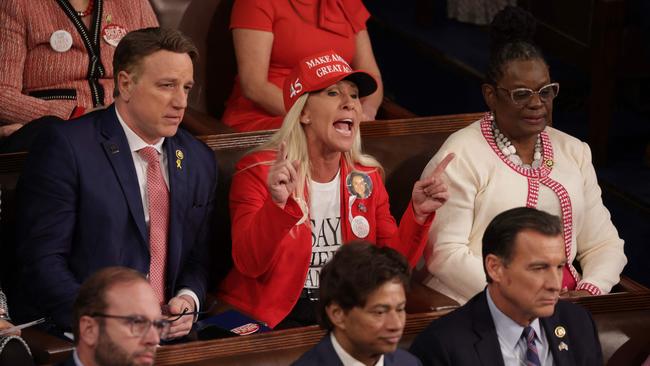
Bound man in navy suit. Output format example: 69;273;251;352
16;28;217;339
292;242;421;366
409;207;603;366
61;267;167;366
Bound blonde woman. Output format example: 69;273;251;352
218;50;454;329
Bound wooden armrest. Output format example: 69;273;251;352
181;108;235;136
406;278;459;314
612;275;650;293
22;328;73;365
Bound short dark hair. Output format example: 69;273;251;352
486;6;547;85
112;27;198;97
482;207;562;282
318;242;410;331
72;267;147;344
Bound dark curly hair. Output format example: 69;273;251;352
317;242;410;331
486;6;546;84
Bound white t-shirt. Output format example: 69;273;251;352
305;171;342;289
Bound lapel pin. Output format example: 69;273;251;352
558;341;568;351
358;203;367;213
108;144;119;154
554;326;566;338
545;158;554;168
175;150;184;170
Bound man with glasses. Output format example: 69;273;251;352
62;267;169;366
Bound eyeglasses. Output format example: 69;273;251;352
160;300;217;322
91;313;171;338
496;82;560;106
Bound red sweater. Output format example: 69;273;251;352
0;0;158;125
218;150;434;327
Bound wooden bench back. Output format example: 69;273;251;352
151;292;650;365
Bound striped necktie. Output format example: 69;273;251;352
522;326;542;366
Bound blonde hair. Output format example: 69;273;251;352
249;92;383;222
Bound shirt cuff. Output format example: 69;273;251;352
176;288;200;322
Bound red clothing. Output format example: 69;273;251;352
222;0;370;132
0;0;158;125
218;150;434;328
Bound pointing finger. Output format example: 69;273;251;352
430;153;455;178
276;141;288;163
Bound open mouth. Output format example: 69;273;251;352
333;118;353;137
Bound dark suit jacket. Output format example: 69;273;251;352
56;355;75;366
15;105;218;329
292;333;422;366
409;291;603;366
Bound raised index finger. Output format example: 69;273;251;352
429;153;455;178
275;141;288;163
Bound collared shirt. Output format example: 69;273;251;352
115;107;199;312
486;289;554;366
331;332;384;366
116;108;169;225
72;349;84;366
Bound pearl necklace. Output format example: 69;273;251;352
492;123;542;169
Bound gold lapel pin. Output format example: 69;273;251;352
175;150;184;170
545;159;554;168
554;326;566;338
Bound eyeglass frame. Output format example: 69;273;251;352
90;313;171;338
160;300;218;322
495;82;560;106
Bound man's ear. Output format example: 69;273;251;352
78;315;100;347
326;302;347;331
482;83;497;112
117;70;135;102
485;254;505;284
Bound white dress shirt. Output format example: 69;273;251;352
72;348;84;366
115;108;199;312
486;289;554;366
331;332;384;366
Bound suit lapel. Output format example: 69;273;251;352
320;334;345;365
164;137;189;287
541;309;573;366
99;106;147;246
472;292;507;366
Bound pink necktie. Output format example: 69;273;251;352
138;147;169;304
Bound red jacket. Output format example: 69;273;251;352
218;150;434;328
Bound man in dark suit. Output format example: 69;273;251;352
292;242;421;366
409;207;603;366
60;267;167;366
15;28;217;339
